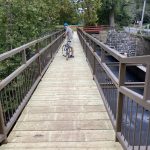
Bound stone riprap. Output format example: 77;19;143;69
106;30;137;57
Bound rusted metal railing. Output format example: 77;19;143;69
77;28;150;150
83;25;110;34
0;29;64;143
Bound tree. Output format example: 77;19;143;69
81;0;101;26
58;0;79;25
97;0;132;27
97;0;119;27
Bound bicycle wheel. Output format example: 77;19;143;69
66;47;72;60
62;45;66;56
66;49;69;60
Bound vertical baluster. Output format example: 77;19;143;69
11;80;16;113
0;96;7;142
125;97;129;140
128;100;133;146
121;96;125;136
16;75;21;105
138;107;144;150
22;71;26;98
4;88;10;124
28;67;32;89
24;69;28;95
132;103;139;150
27;68;30;91
7;84;14;118
19;72;23;102
146;115;150;150
0;90;6;125
113;85;115;118
15;77;19;108
26;68;30;92
36;43;41;76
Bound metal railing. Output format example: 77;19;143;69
77;28;150;150
0;29;64;143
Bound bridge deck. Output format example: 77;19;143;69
1;32;122;149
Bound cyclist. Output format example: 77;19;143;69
64;23;74;58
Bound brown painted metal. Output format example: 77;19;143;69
0;31;62;62
0;29;64;143
0;102;7;143
144;65;150;101
77;27;150;150
101;49;105;62
35;43;42;76
116;92;124;141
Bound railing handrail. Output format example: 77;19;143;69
0;30;63;62
78;28;150;64
0;31;64;91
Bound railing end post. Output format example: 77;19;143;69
0;102;7;145
144;65;150;101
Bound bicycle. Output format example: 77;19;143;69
62;41;72;60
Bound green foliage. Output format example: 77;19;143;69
82;0;101;26
115;0;132;26
58;0;79;25
0;0;80;54
134;9;150;24
97;0;131;26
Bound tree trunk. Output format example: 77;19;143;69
109;9;115;28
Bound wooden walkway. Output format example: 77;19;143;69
1;32;122;150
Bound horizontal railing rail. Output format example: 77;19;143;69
0;29;65;143
83;25;110;33
77;27;150;150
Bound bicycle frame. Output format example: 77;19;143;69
62;41;72;60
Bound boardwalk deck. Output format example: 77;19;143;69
1;32;122;149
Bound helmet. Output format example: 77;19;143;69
64;23;68;26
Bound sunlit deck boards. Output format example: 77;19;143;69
1;32;122;149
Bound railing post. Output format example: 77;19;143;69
93;43;96;78
85;44;88;60
144;65;150;101
116;63;126;141
89;39;92;46
118;63;126;86
22;49;26;64
0;102;7;143
101;49;105;63
85;35;88;59
46;38;48;46
36;43;42;76
51;43;53;60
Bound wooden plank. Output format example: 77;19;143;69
13;120;112;131
18;112;109;121
29;96;101;101
26;100;102;106
8;130;116;142
23;105;106;113
0;148;123;150
1;141;122;148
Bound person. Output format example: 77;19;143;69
64;23;74;58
